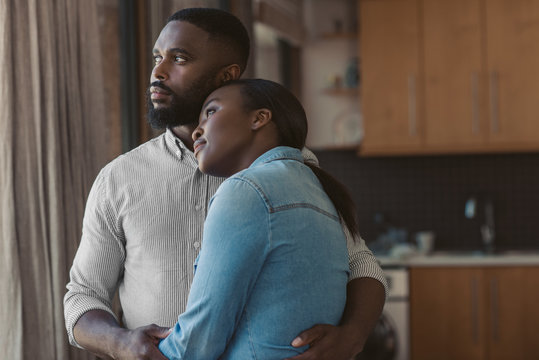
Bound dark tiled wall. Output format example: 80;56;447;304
313;150;539;252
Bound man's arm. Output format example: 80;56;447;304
64;171;169;359
73;310;170;360
289;233;387;360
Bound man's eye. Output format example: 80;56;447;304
175;55;187;64
153;55;162;65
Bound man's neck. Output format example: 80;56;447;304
171;124;197;151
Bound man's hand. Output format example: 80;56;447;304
110;324;172;360
286;324;359;360
73;310;171;360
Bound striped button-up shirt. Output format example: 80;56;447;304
64;128;387;346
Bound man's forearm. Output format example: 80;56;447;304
341;277;386;355
73;309;126;360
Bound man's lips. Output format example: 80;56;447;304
150;86;171;100
193;139;206;157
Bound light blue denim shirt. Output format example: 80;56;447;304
159;146;350;359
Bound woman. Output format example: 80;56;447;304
159;79;360;359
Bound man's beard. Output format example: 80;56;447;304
146;76;216;129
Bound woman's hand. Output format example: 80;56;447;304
286;323;361;360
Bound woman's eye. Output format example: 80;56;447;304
206;109;216;117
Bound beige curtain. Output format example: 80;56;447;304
1;0;110;359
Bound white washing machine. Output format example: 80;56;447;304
383;267;409;360
357;267;409;360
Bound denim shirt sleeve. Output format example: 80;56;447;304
158;177;269;359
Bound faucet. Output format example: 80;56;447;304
465;197;495;254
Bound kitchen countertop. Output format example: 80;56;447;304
377;251;539;268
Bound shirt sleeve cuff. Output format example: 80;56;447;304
64;295;118;348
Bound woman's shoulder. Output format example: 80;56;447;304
232;157;300;189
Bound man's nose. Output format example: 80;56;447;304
152;61;169;81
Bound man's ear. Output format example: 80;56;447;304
251;109;272;130
220;64;241;84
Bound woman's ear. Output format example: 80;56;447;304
251;109;272;130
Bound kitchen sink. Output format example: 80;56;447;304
431;250;539;257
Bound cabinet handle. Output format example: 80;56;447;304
489;72;500;133
471;72;480;134
408;74;417;137
490;277;499;342
471;277;479;344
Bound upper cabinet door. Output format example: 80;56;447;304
485;0;539;148
360;0;422;155
423;0;486;149
359;0;539;155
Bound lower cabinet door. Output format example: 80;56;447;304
410;266;539;360
410;267;486;360
486;267;539;360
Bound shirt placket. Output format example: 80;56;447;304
188;163;208;253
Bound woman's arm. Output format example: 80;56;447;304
288;234;388;360
158;178;269;359
288;277;385;360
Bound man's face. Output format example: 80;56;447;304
147;21;224;129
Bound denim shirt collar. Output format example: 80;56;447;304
249;146;304;169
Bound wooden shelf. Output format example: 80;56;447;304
311;144;359;151
322;87;360;96
319;32;357;40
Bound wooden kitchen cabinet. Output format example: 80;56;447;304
359;0;423;154
484;0;539;149
422;0;486;150
359;0;539;156
410;266;539;360
486;267;539;360
410;267;486;360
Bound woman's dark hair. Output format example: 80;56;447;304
222;79;360;239
167;8;250;73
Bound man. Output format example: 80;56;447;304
64;8;386;360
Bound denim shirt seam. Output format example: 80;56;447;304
270;203;341;222
231;176;340;223
229;177;272;210
245;308;258;360
249;147;303;168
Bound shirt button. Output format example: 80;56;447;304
194;203;202;211
193;241;200;249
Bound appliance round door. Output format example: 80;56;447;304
355;313;398;360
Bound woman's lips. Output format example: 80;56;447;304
193;139;206;157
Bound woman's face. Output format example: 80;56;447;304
192;85;259;177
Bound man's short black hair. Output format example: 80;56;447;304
167;8;250;73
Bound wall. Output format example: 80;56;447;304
254;22;282;83
314;150;539;252
302;0;362;149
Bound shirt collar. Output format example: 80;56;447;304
165;127;188;160
249;146;304;169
